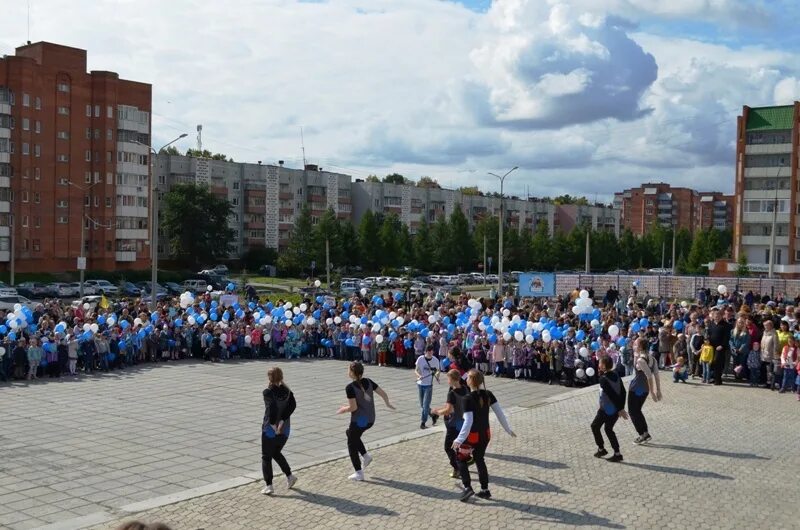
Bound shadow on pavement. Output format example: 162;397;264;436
491;475;569;494
370;476;454;500
289;487;399;516
619;461;734;480
643;443;770;460
487;499;624;528
486;452;569;469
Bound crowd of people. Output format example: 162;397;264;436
1;282;799;403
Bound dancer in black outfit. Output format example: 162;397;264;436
261;366;298;495
433;369;471;478
591;356;628;462
452;369;516;502
337;362;395;481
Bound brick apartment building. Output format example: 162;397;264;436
614;183;733;236
0;41;152;274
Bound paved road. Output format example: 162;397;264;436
87;375;799;530
0;359;568;530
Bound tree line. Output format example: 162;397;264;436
276;204;732;276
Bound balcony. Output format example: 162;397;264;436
116;228;148;240
0;153;8;164
744;167;789;178
0;103;10;115
741;235;789;247
0;202;9;213
0;250;8;262
115;251;137;262
745;144;792;155
0;177;8;188
0;128;9;139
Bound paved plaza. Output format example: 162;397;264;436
0;359;567;530
81;373;799;530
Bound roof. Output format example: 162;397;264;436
746;106;794;131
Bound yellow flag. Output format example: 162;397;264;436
99;294;110;309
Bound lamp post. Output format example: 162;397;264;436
136;134;187;310
488;166;518;298
68;180;104;298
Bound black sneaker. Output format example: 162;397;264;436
633;436;645;445
641;433;652;444
431;413;439;426
476;489;492;499
460;487;475;502
420;423;427;429
607;453;623;462
593;449;608;458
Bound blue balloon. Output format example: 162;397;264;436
488;334;497;344
394;292;403;302
313;310;321;319
631;323;640;333
404;339;412;348
345;338;354;347
210;312;218;321
360;316;368;325
591;341;599;351
8;331;16;341
447;324;455;334
639;317;649;327
441;358;451;371
443;316;451;325
576;330;586;341
362;336;371;345
389;332;398;341
98;315;106;325
120;320;130;329
420;328;429;338
174;319;183;328
227;283;235;291
673;321;684;331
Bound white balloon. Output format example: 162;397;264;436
245;335;253;344
220;334;227;342
372;323;381;332
478;322;486;331
334;316;342;325
503;332;512;342
389;312;397;320
572;306;582;315
502;309;511;317
9;320;18;329
259;317;268;326
579;290;589;299
207;285;213;292
285;302;293;310
0;347;5;355
428;315;437;324
326;318;333;325
314;279;321;287
514;331;524;342
608;325;620;338
586;367;596;377
299;303;308;312
542;331;552;344
292;307;301;315
512;315;521;323
90;323;99;333
579;347;589;358
13;304;21;312
264;334;271;342
525;334;534;344
717;284;727;295
265;315;272;324
285;320;293;327
83;303;90;310
590;319;599;328
188;316;197;325
307;317;316;326
576;368;586;379
577;297;592;308
83;323;91;332
360;288;368;296
375;334;384;344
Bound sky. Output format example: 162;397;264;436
2;0;799;202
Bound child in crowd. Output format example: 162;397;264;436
700;337;715;384
779;335;798;393
747;342;762;387
671;356;688;383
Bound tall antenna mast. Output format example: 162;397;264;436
27;0;31;42
196;124;203;152
300;126;307;168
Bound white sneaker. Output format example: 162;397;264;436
361;453;373;469
348;471;364;481
287;475;297;489
261;485;274;495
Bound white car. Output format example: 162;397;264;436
0;282;17;296
70;282;97;295
51;282;78;298
71;295;103;310
84;279;119;295
0;294;37;311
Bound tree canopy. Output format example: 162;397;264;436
185;148;233;162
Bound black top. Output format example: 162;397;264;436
262;385;296;431
463;389;497;435
706;320;732;350
445;382;469;428
599;370;627;413
346;378;379;426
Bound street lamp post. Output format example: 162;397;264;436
488;166;518;298
136;134;187;310
68;180;104;298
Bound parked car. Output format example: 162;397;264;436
135;281;167;295
69;282;97;296
120;282;142;297
340;281;359;296
0;282;18;296
84;279;119;295
0;294;37;311
212;264;229;275
50;282;78;298
16;282;54;299
71;295;103;310
183;279;208;293
164;282;183;295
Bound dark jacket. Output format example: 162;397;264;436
262;384;296;431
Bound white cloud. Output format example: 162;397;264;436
774;78;800;105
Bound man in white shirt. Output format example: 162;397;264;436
415;345;441;429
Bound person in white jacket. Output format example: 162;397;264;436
451;369;516;502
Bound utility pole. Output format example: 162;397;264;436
661;239;665;270
584;230;590;273
325;238;330;289
488;166;518;297
671;227;677;275
9;213;14;286
483;233;487;286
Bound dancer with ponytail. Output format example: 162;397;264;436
260;366;298;495
451;369;516;502
337;362;395;481
433;369;471;478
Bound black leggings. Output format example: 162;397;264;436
458;437;489;491
591;410;620;453
444;426;458;471
346;422;373;471
261;434;291;486
627;392;649;436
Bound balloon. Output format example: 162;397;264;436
13;303;21;312
299;303;308;312
90;323;99;333
579;290;589;299
590;319;599;328
314;279;321;288
514;331;524;342
83;303;90;310
608;325;620;337
503;332;512;342
590;341;599;351
576;330;586;341
717;284;727;295
360;288;367;296
220;334;227;342
639;317;649;327
586;367;596;377
307;317;316;326
188;316;196;325
673;321;684;331
525;334;534;344
572;306;581;315
576;368;586;379
579;347;589;358
428;315;437;324
245;335;252;344
375;334;384;344
362;335;371;345
334;316;342;325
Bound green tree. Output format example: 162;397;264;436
458;186;482;196
553;194;589;206
277;205;315;276
413;218;434;270
473;216;499;270
396;223;412;267
339;221;359;267
240;245;278;272
530;221;553;270
448;207;474;272
185;148;231;161
431;216;451;270
365;175;380;183
417;176;441;189
357;210;381;271
313;208;343;271
686;229;710;274
161;183;235;267
735;253;750;278
383;173;408;185
161;145;181;155
379;213;403;268
617;229;639;270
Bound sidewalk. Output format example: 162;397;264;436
87;378;799;530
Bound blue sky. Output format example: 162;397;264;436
1;0;798;200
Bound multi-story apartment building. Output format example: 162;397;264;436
153;155;351;256
731;103;800;276
351;181;619;237
697;192;734;232
0;41;151;273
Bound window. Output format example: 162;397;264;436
59;177;68;185
231;197;239;206
57;106;69;115
58;83;69;93
85;127;91;139
94;172;100;183
57;154;69;162
34;96;41;110
84;171;91;184
85;150;92;162
94;196;99;207
107;106;113;118
34;167;40;180
106;129;112;141
107;151;112;163
86;105;92;117
34;217;40;228
22;93;30;107
233;181;240;190
22;118;29;131
94;129;99;140
57;200;68;208
84;195;90;207
21;215;28;227
57;131;69;140
22;239;28;251
57;216;68;224
22;168;29;179
32;240;40;252
105;197;112;208
21;191;28;203
34;144;40;157
33;192;40;204
106;172;112;184
94;105;100;118
34;120;40;133
22;142;29;155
